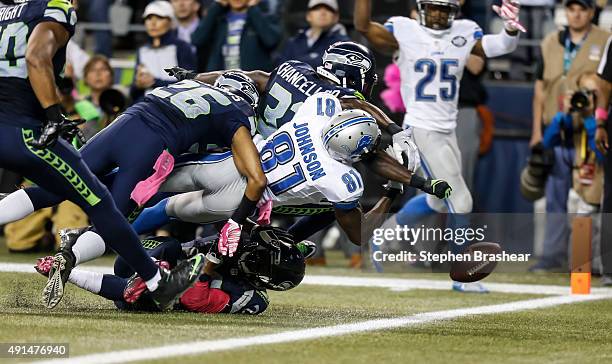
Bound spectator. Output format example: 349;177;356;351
277;0;349;69
594;35;612;286
191;0;281;72
131;0;197;102
171;0;201;44
84;56;114;110
529;0;610;272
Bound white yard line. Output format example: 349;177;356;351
3;262;612;296
31;293;611;364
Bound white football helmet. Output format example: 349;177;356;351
321;109;381;163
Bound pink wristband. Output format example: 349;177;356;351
596;108;609;122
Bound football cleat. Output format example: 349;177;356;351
296;240;317;259
42;249;76;309
452;281;489;294
124;254;205;311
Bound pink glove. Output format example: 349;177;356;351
492;0;526;33
218;219;241;257
257;200;273;225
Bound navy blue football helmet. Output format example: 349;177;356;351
317;41;379;100
214;70;260;110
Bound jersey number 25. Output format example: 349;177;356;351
414;58;458;102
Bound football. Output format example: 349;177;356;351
449;242;502;283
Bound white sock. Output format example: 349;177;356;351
145;269;162;291
68;270;103;294
72;231;107;266
0;189;34;225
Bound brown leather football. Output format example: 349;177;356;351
449;242;502;283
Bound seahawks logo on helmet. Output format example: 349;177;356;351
214;71;260;111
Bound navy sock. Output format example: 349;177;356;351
99;274;128;301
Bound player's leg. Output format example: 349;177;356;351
114;236;185;278
0;126;202;308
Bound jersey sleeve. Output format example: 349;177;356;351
213;105;255;146
321;166;364;210
41;0;77;35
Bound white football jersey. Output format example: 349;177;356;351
386;17;483;132
258;92;364;210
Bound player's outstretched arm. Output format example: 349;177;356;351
166;68;271;95
354;0;398;55
26;22;69;110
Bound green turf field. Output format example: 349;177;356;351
0;240;611;364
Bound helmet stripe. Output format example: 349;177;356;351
322;116;375;146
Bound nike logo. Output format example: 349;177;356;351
189;254;203;280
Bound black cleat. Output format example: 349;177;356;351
40;227;89;309
42;249;76;309
124;253;205;311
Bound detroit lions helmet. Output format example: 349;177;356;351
317;41;378;100
238;226;305;292
417;0;460;30
214;70;260;110
321;109;381;163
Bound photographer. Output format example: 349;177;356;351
528;0;609;272
542;72;604;274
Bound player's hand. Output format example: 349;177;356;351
492;0;526;33
218;219;241;257
30;107;84;149
383;146;404;193
596;126;609;155
423;179;452;199
165;67;198;81
391;128;421;172
61;119;87;146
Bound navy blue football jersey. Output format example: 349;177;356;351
257;60;361;137
124;79;256;154
0;0;76;126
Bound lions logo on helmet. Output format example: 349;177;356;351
317;41;378;100
417;0;461;30
214;71;260;111
321;109;381;163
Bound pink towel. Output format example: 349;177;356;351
130;150;175;207
257;200;273;225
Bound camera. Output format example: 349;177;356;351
570;90;592;113
520;143;554;201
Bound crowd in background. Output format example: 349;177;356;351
1;0;612;279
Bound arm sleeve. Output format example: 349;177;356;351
246;5;282;49
598;35;612;82
542;112;567;149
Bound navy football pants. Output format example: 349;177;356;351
0;124;157;281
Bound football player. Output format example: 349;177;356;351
35;226;308;315
133;95;449;246
0;71;266;261
0;0;203;310
354;0;524;291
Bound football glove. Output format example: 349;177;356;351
391;128;421;173
30;105;85;149
492;0;526;33
409;175;452;200
218;219;241;257
165;67;198;81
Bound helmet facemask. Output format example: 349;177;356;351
417;0;460;30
